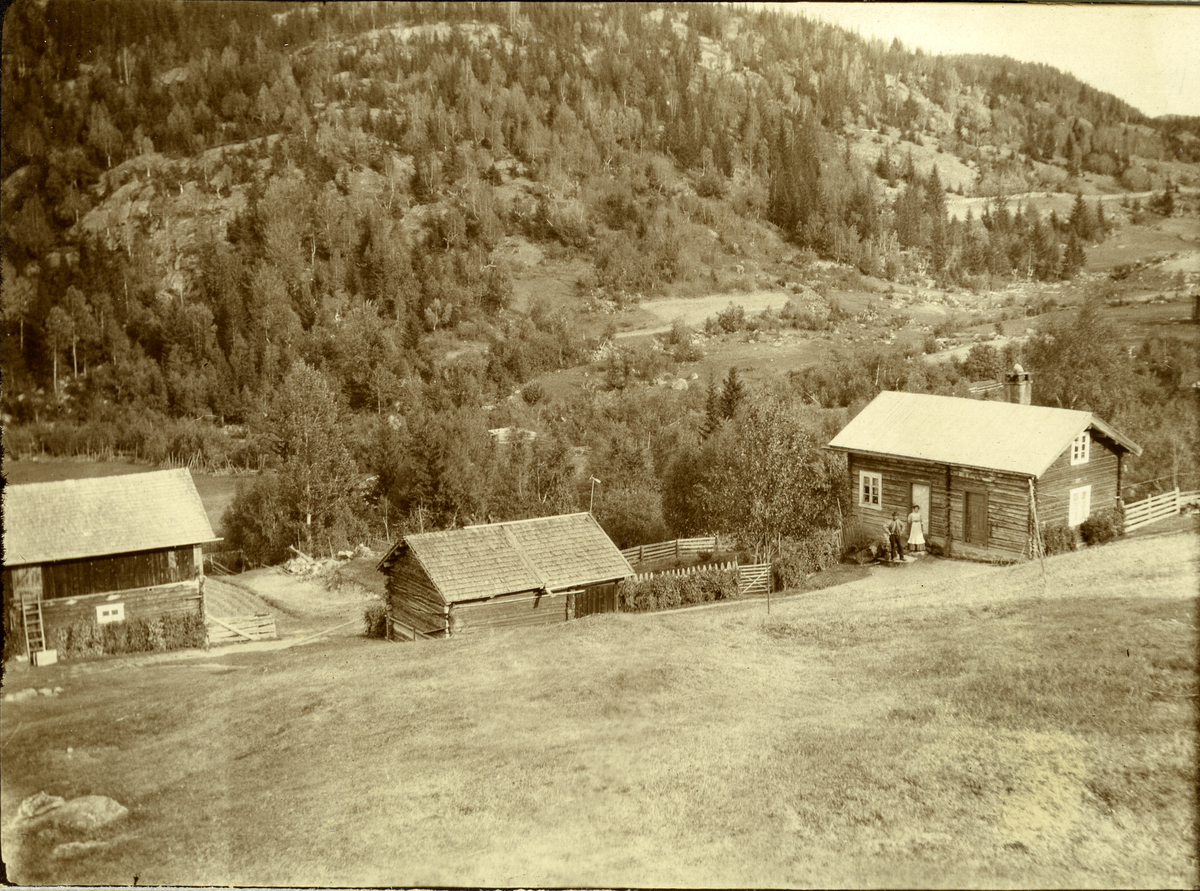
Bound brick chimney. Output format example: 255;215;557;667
1004;364;1031;405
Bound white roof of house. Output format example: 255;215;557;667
827;391;1141;477
2;468;219;566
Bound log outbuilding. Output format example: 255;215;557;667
376;512;633;639
826;381;1142;561
2;469;220;662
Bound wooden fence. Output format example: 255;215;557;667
1124;488;1198;532
630;560;771;597
207;614;277;644
621;536;722;564
203;548;245;575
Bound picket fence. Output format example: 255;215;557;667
629;560;771;597
621;536;722;564
1124;488;1198;533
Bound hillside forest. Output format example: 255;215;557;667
3;1;1198;563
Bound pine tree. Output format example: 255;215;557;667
719;365;746;420
1062;230;1086;279
1069;191;1094;240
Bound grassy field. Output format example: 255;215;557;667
2;534;1195;888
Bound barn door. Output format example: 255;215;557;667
964;490;988;546
574;583;617;619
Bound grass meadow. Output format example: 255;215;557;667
2;534;1196;887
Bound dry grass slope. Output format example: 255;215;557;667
1;534;1195;888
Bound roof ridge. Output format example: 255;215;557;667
464;511;591;530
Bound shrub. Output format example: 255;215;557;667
51;612;206;659
774;531;841;590
1080;507;1123;547
618;567;738;612
1040;523;1078;556
363;601;388;638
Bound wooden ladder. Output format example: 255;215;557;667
22;601;45;657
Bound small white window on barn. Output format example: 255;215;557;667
96;602;126;625
1070;431;1090;465
1069;485;1091;527
859;470;882;510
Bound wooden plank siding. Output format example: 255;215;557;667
40;546;198;601
40;581;202;645
1036;435;1121;528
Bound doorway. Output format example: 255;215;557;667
910;482;931;536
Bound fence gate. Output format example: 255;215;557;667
574;583;618;619
737;564;771;598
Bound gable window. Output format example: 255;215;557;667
1070;431;1090;465
1068;485;1091;527
859;470;882;510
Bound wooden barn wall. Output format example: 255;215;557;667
1036;437;1120;528
847;454;1032;558
384;554;449;636
41;546;197;601
449;591;568;636
41;582;202;642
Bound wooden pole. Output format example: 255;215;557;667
1029;477;1046;581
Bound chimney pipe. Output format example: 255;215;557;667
1004;364;1031;405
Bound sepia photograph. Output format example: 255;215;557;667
1;1;1197;886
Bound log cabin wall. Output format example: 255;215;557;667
946;466;1031;560
846;453;950;544
448;591;568;635
384;552;450;637
847;453;1032;559
1036;435;1120;527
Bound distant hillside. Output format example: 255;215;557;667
1;2;1196;417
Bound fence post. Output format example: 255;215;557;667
675;538;680;560
1175;488;1182;516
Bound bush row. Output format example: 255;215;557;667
1040;507;1124;556
52;613;208;659
618;568;739;613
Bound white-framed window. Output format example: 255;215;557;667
96;603;125;625
1070;431;1090;465
1068;485;1092;526
859;470;882;509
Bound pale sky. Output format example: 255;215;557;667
778;2;1200;118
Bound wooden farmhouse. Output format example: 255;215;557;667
826;379;1142;561
377;512;633;639
2;469;220;661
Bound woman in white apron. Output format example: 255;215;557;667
907;504;925;554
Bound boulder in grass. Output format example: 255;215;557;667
15;794;128;832
17;792;65;820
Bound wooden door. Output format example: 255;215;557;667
910;483;931;534
964;490;988;546
574;583;617;618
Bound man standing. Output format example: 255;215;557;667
885;512;906;562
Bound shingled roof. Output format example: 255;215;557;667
2;468;220;566
827;391;1141;477
377;512;633;604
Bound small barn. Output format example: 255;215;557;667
377;512;633;639
2;469;220;661
826;382;1142;561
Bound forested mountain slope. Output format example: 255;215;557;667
3;1;1197;560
